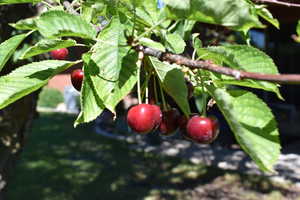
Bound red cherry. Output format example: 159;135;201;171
159;108;180;136
127;104;157;134
178;115;189;130
50;48;69;60
185;115;219;144
151;105;162;127
71;69;84;91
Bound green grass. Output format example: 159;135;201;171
7;112;300;200
37;87;64;108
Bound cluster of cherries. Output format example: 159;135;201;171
51;48;220;144
127;104;219;144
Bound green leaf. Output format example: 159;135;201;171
149;57;191;116
256;6;279;29
165;33;186;54
0;0;41;5
206;85;280;172
139;38;165;51
9;17;37;30
192;33;202;48
297;20;300;37
91;16;130;101
20;39;76;59
75;54;105;127
171;20;196;41
0;33;29;72
35;10;97;39
197;45;282;99
135;0;162;26
0;60;75;109
105;52;138;112
163;0;264;32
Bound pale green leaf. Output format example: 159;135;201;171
105;52;138;112
256;6;279;29
91;16;130;101
36;10;97;39
0;0;41;5
165;33;186;54
0;60;76;109
75;54;105;127
164;0;264;32
9;17;37;30
150;57;191;116
297;20;300;37
172;20;196;40
206;85;280;172
197;45;282;99
20;39;76;59
0;33;29;72
139;38;165;51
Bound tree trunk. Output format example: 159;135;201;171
0;4;38;199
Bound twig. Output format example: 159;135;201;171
253;0;300;7
134;45;300;84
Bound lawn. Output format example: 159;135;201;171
7;112;300;200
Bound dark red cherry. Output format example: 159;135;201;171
185;115;219;144
151;105;162;127
127;104;156;134
50;48;69;60
71;69;84;91
178;115;189;130
159;108;180;136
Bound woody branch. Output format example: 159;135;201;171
134;45;300;85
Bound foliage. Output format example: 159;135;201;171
0;0;289;172
37;87;64;108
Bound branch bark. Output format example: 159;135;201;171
253;0;300;7
134;45;300;85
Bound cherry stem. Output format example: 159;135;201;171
158;77;168;111
137;52;144;104
198;69;207;116
131;5;136;37
145;86;149;104
153;74;159;104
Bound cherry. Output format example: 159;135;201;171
71;69;84;91
159;108;180;136
185;115;219;144
127;104;157;134
50;48;69;60
177;115;189;130
151;104;162;127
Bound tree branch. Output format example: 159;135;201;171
134;45;300;85
253;0;300;7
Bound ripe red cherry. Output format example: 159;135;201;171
151;105;162;127
50;48;69;60
71;69;84;91
185;115;219;144
178;115;189;130
127;104;157;134
159;108;180;136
